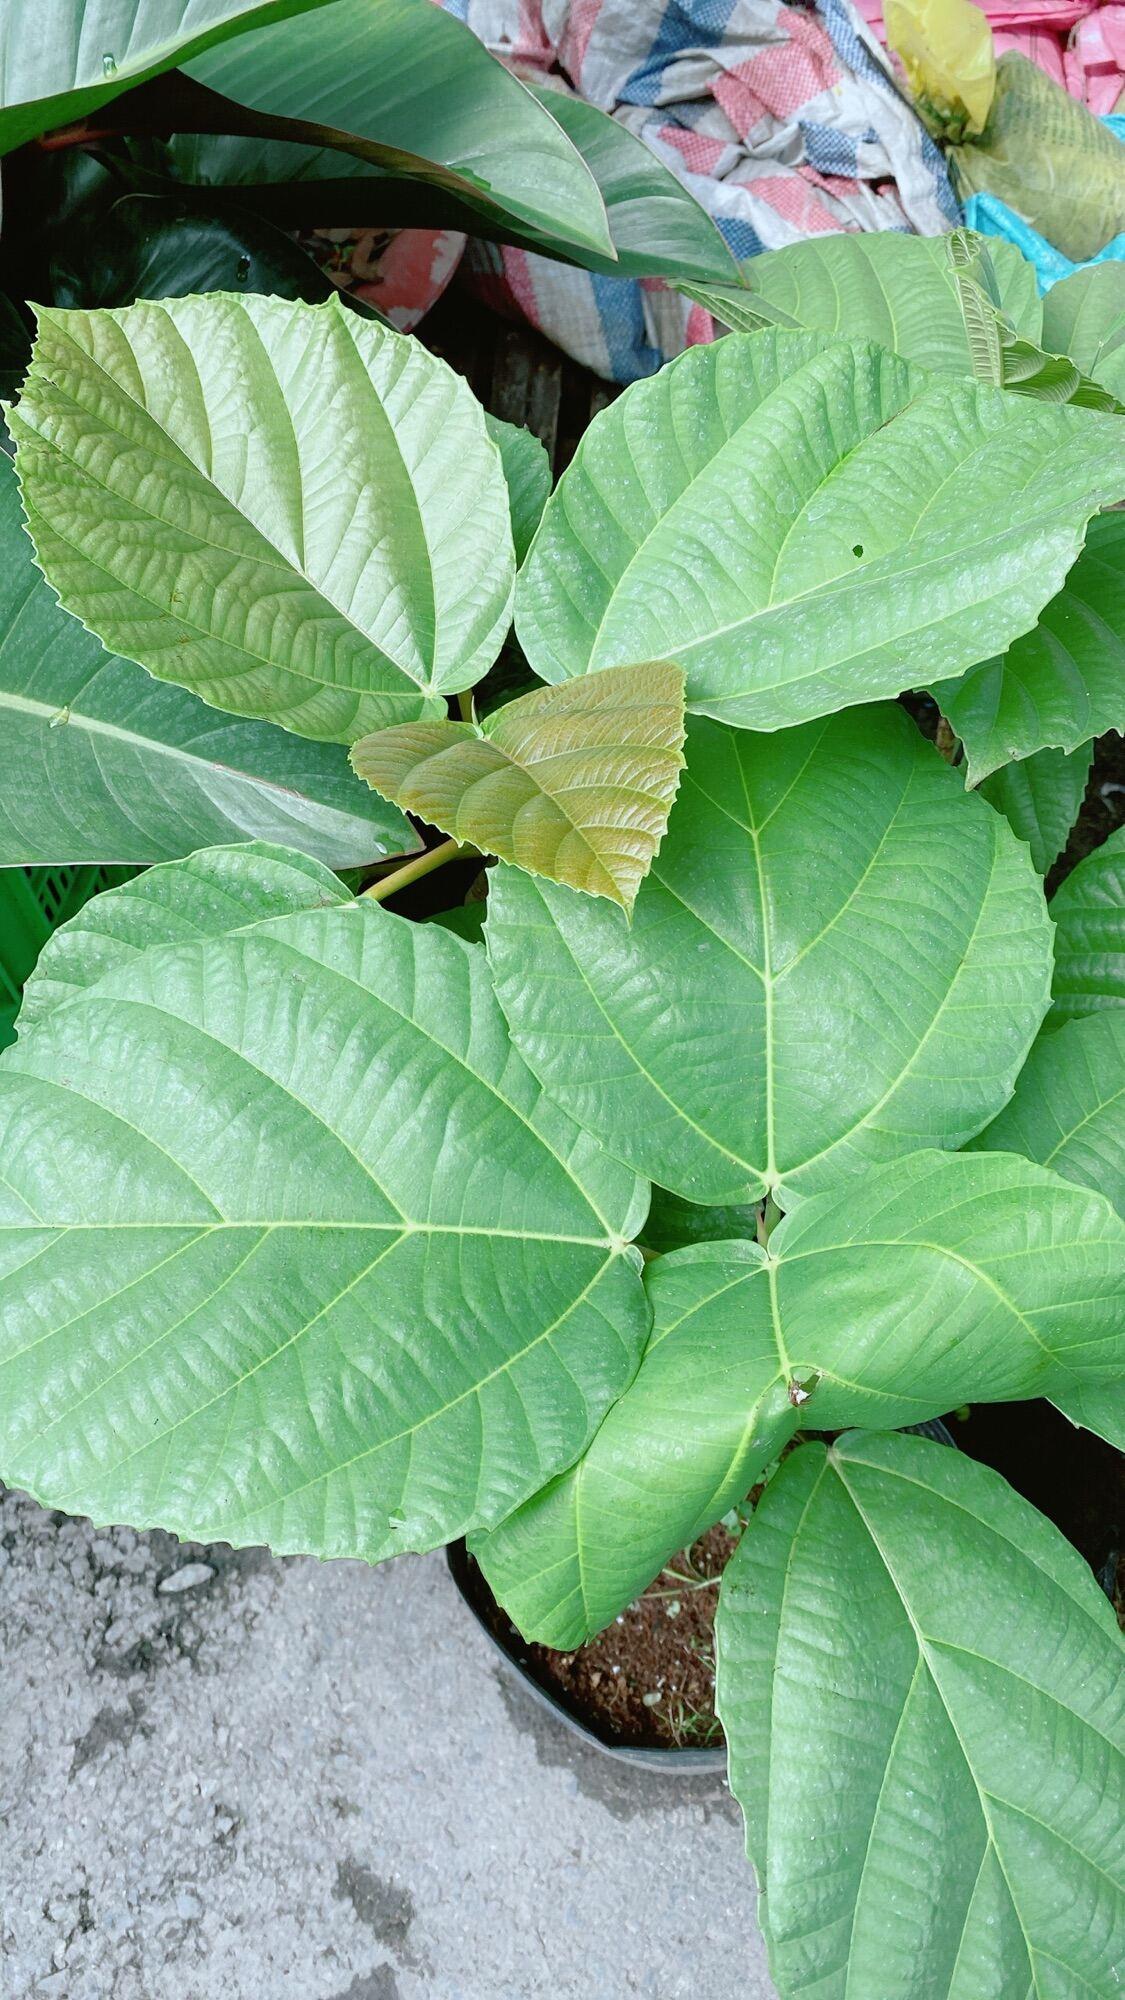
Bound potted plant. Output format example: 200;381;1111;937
0;214;1122;1995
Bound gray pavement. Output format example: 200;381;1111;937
0;1487;776;2000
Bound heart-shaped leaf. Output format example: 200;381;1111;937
516;329;1125;731
8;293;513;743
0;454;415;867
487;704;1052;1204
0;843;649;1560
351;662;686;910
475;1150;1125;1644
979;741;1092;872
0;0;335;155
933;511;1125;780
717;1430;1125;2000
1047;825;1125;1029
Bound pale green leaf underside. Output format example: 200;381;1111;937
0;843;649;1561
1042;265;1125;403
476;1151;1125;1645
933;511;1125;781
1047;826;1125;1030
0;0;333;154
485;414;551;568
9;293;512;743
186;0;615;262
515;329;1125;732
682;230;1041;375
351;661;686;910
979;741;1092;873
0;453;415;866
487;704;1052;1205
717;1432;1125;2000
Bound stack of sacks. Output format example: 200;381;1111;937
444;0;959;380
856;0;1125;108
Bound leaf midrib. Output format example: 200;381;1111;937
0;687;376;820
22;308;443;694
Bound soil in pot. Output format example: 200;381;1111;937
463;1522;741;1752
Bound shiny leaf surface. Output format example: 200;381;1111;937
477;1151;1125;1643
516;330;1125;731
717;1431;1125;2000
487;705;1052;1204
0;844;650;1559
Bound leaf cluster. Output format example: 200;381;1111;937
0;44;1122;1990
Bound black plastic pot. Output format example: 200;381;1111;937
446;1540;729;1772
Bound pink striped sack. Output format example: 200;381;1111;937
442;0;959;379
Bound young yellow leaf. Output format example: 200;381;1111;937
350;661;686;909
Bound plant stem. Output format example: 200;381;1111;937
457;688;475;723
360;837;472;903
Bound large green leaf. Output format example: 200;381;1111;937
516;329;1125;732
971;1007;1125;1451
0;454;414;867
979;741;1092;873
523;87;737;283
182;0;614;262
0;843;649;1558
476;1150;1125;1644
160;70;731;278
351;662;686;911
486;704;1052;1205
1042;264;1125;403
717;1431;1125;2000
1047;826;1125;1029
17;840;348;1031
933;511;1125;781
8;293;511;743
681;229;1041;375
0;0;334;155
972;1012;1125;1221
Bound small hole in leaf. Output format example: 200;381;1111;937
852;544;864;558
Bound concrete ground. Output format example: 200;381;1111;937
0;1487;776;2000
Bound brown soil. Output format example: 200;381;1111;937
458;1522;742;1751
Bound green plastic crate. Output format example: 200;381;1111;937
0;865;135;1048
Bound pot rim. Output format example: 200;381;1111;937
445;1539;730;1772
